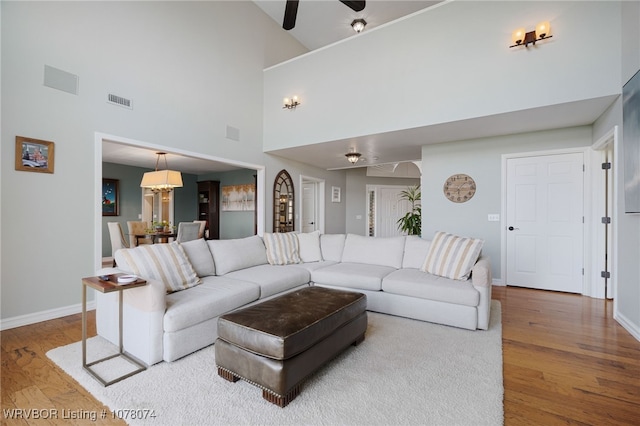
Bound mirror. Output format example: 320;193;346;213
273;169;294;232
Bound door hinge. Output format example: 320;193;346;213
601;216;611;224
601;271;611;279
582;268;584;275
602;162;612;170
583;164;586;172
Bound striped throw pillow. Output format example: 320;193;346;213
263;232;302;265
119;242;201;293
421;231;484;280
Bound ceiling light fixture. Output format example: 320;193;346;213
510;21;552;48
283;96;300;109
351;19;367;33
345;148;362;164
140;152;183;192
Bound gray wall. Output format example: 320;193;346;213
421;126;592;280
1;1;307;320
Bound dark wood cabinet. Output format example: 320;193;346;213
197;180;220;240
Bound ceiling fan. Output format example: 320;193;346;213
283;0;366;30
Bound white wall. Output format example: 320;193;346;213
0;1;307;322
592;0;640;340
263;1;622;151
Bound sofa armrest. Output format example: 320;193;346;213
470;256;492;288
96;267;166;312
95;267;166;365
470;256;492;330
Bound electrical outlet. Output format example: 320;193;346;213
488;214;500;222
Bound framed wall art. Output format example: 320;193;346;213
102;178;119;216
222;183;256;211
332;186;341;203
15;136;55;173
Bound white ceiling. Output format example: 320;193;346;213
102;1;618;174
253;0;441;51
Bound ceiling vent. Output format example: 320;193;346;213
107;93;132;109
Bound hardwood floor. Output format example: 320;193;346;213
1;286;639;425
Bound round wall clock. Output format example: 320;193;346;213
443;174;476;203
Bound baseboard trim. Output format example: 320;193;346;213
491;278;504;286
614;310;640;342
0;301;95;331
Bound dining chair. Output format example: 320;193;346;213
107;222;129;266
193;220;207;239
177;222;201;243
127;221;152;247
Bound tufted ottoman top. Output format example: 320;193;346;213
217;286;366;361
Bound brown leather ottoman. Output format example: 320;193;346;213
215;286;367;407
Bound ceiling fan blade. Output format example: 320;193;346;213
283;0;299;30
339;0;366;12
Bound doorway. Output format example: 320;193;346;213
366;185;412;237
503;151;585;293
300;176;325;234
95;132;266;270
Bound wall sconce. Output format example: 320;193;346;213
283;96;300;109
345;148;362;164
510;21;552;48
351;19;367;33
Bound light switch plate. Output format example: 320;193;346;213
488;214;500;222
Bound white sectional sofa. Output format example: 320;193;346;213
96;232;491;366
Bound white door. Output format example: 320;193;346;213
373;186;412;237
506;152;584;293
301;182;317;233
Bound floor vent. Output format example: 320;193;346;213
107;93;133;109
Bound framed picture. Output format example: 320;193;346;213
102;178;119;216
15;136;55;173
222;184;256;211
332;186;341;203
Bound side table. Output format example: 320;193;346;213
82;274;147;386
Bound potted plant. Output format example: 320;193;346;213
396;185;421;236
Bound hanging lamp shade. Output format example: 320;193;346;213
140;152;183;192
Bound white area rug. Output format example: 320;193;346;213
47;302;503;426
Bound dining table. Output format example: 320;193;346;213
134;232;177;246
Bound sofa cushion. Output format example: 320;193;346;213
320;234;346;262
180;238;215;277
263;232;302;265
341;234;405;269
163;276;260;332
291;260;337;273
116;242;201;293
297;230;323;262
382;269;480;307
224;264;310;299
311;262;396;291
422;231;484;281
402;236;431;269
207;235;268;275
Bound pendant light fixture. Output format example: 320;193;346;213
140;152;183;192
345;147;362;164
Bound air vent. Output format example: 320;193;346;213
107;93;133;109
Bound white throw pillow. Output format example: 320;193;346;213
207;235;268;276
118;242;201;293
402;235;431;269
179;238;215;277
320;234;346;262
421;231;484;281
263;232;302;265
296;230;323;263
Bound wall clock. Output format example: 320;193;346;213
443;174;476;203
